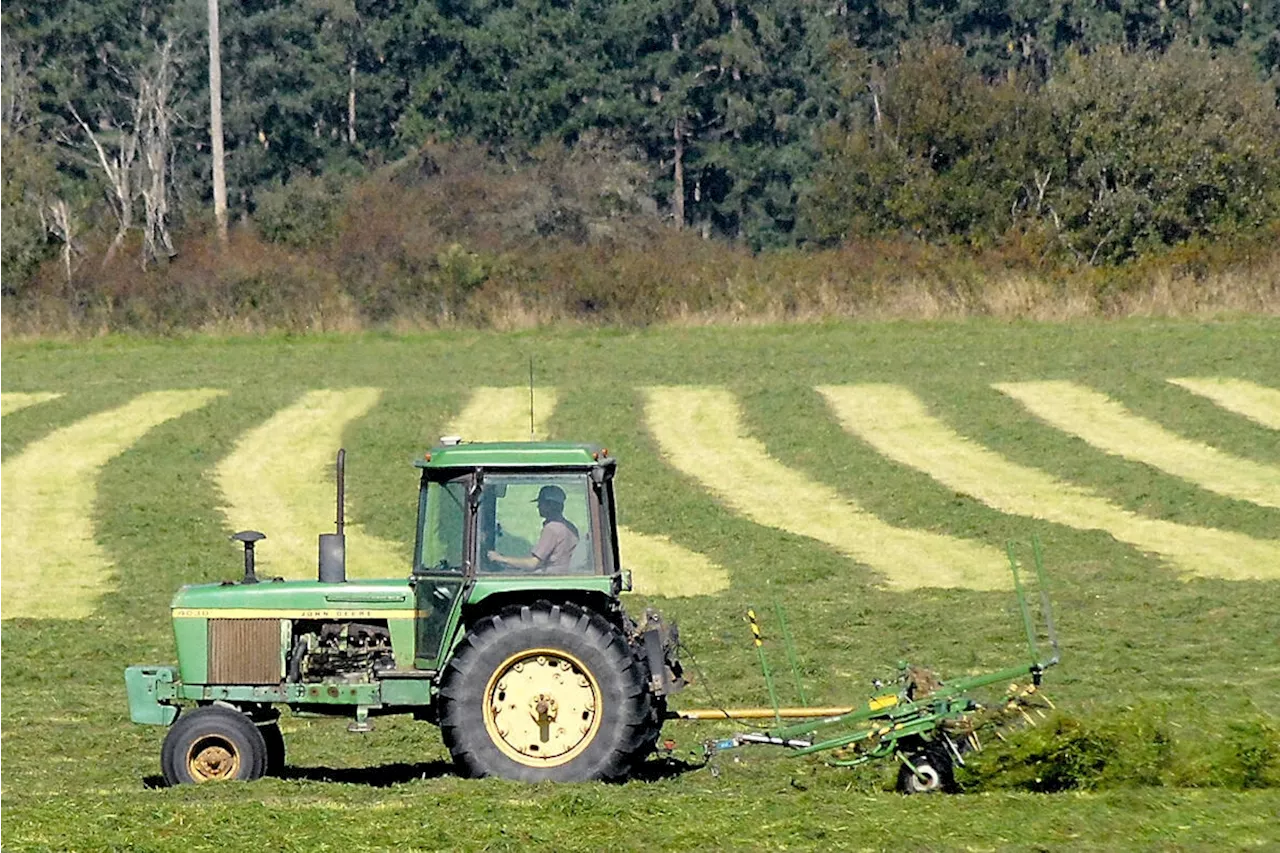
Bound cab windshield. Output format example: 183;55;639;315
479;473;596;576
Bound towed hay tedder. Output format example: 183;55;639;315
684;541;1060;793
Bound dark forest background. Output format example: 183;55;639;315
4;0;1279;333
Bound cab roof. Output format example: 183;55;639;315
414;441;611;470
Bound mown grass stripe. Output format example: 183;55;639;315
1;392;62;417
446;387;729;596
819;384;1280;582
1;390;225;619
994;380;1280;509
1168;377;1280;431
215;389;406;579
644;386;1008;591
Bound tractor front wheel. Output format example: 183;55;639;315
161;705;268;785
438;602;656;782
259;720;286;777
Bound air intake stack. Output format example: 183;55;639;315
318;448;347;583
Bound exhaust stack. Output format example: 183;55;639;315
318;448;347;583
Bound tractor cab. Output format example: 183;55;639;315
414;442;619;579
408;441;627;671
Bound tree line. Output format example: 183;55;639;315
3;0;1279;307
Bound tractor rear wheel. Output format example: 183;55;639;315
160;705;268;785
438;601;657;782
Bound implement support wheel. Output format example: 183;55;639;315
896;743;956;794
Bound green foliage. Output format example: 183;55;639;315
5;0;1280;266
0;132;58;291
1225;719;1280;790
1046;44;1280;263
253;172;351;248
803;41;1280;263
962;711;1169;792
803;42;1049;244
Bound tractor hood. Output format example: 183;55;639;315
171;579;416;618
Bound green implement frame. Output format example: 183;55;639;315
702;540;1060;786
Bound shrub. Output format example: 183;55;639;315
1;133;61;294
253;172;351;248
802;40;1280;264
1046;44;1280;264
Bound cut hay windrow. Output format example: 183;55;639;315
613;531;729;596
994;380;1280;509
819;384;1280;582
1;390;225;620
447;387;729;596
1168;377;1280;431
644;386;1009;591
215;389;406;579
447;386;559;441
1;392;62;417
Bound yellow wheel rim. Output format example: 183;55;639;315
186;735;241;782
483;648;602;768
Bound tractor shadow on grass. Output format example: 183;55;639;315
628;755;707;782
142;760;455;789
143;757;703;788
279;760;456;786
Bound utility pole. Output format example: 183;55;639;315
208;0;228;245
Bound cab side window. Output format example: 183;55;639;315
420;480;466;573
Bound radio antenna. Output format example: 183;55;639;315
529;355;535;441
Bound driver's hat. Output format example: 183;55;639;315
533;485;566;505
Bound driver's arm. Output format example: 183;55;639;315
487;550;540;570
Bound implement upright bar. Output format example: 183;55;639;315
1006;541;1039;663
747;609;781;725
773;598;809;708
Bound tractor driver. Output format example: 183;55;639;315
486;484;579;573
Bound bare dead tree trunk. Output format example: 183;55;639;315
347;61;357;144
140;39;178;267
208;0;228;246
672;118;685;229
69;102;139;266
66;39;180;271
41;198;79;288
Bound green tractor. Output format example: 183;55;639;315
126;441;684;785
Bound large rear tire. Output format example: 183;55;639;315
438;602;656;782
160;705;268;785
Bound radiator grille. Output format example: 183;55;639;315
208;619;281;684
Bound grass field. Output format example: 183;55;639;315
3;319;1279;851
